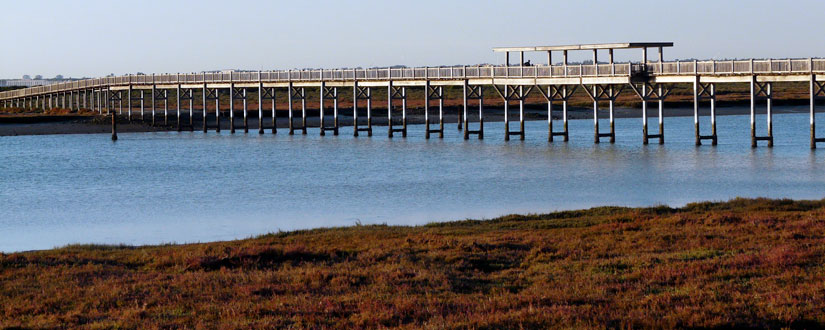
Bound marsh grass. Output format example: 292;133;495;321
1;197;825;329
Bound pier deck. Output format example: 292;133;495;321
3;42;825;147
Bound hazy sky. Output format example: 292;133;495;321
2;0;824;78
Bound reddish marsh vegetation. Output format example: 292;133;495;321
1;198;824;328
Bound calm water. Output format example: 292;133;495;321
2;106;824;252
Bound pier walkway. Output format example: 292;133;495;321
3;42;825;147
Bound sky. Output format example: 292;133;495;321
1;0;824;79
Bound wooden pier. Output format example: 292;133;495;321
3;42;825;148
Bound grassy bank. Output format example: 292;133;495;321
2;198;825;328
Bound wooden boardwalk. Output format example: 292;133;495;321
2;42;825;147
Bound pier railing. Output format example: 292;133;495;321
3;59;825;100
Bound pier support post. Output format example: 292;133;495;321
127;85;132;122
494;84;531;141
301;87;307;135
388;82;393;138
657;85;664;145
462;82;484;140
203;86;220;132
693;78;700;145
593;88;600;144
366;86;373;136
629;82;669;145
163;89;168;126
425;82;444;139
203;84;209;132
151;86;156;126
438;87;444;138
258;82;264;134
353;83;359;136
463;81;469;140
694;80;717;145
242;88;248;133
519;86;525;141
111;110;117;141
750;76;774;147
504;89;510;141
288;83;306;135
333;87;339;135
387;82;406;138
320;83;326;136
288;82;293;135
811;75;825;148
188;89;194;128
353;84;372;137
320;84;339;136
583;84;622;144
176;84;182;131
402;87;407;137
610;86;616;143
230;84;236;134
271;88;277;134
138;90;144;123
